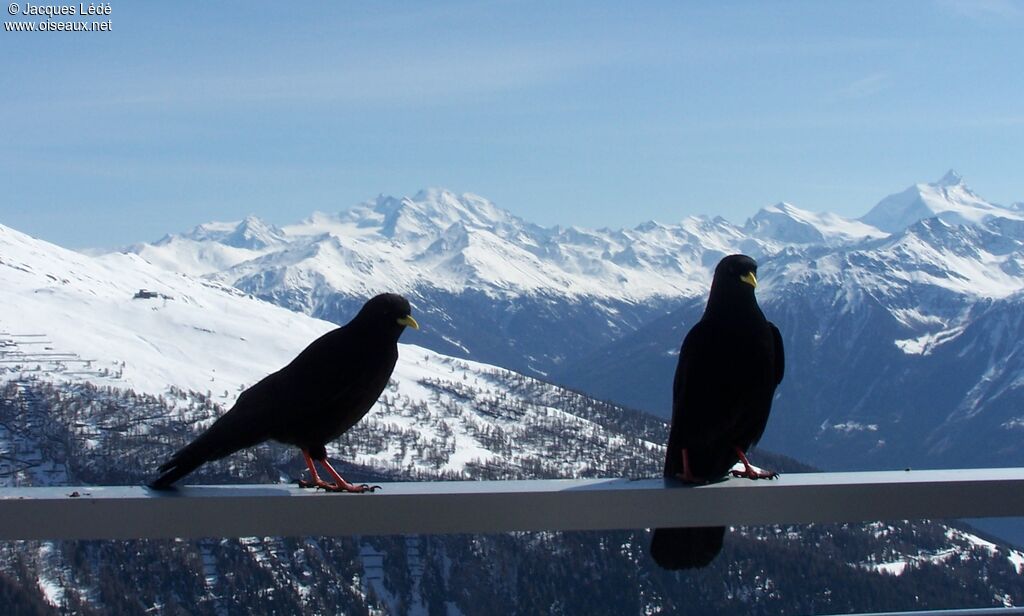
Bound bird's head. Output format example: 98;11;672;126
714;254;758;289
358;293;420;336
703;254;762;318
705;255;760;316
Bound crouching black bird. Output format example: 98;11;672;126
150;293;419;492
649;254;784;569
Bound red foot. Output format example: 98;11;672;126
731;447;779;480
297;450;381;493
730;467;779;480
297;478;380;493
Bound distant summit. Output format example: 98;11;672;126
860;170;1021;233
161;215;287;250
936;169;964;187
341;189;524;241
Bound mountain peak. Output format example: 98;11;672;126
937;169;964;187
357;188;520;240
172;215;285;250
860;171;1021;233
228;216;287;250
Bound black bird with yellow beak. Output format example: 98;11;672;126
650;254;785;569
150;293;419;492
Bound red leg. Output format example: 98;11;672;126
674;448;705;484
297;450;335;490
296;450;379;493
320;457;380;493
730;447;778;480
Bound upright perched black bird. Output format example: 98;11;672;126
150;293;419;492
649;254;784;569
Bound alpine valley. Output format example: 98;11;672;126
2;171;1024;614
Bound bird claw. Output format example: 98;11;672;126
296;478;380;493
730;469;779;480
323;482;381;493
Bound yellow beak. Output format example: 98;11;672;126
397;315;420;330
740;272;757;288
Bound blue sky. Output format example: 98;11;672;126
2;0;1023;248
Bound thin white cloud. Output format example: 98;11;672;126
5;43;610;112
831;72;890;101
938;0;1024;20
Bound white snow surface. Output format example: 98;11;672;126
1;222;332;398
0;223;663;478
858;524;1024;577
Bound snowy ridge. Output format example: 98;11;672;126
123;172;1024;324
745;201;887;245
0;222;662;480
123;190;812;302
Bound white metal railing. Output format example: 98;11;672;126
2;468;1024;541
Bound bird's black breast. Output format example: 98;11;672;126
666;315;780;479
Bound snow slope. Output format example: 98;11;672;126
1;222;331;398
0;223;662;478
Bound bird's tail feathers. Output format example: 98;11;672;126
649;526;726;570
149;455;204;490
148;432;233;490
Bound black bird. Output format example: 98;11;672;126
649;254;785;569
150;293;420;492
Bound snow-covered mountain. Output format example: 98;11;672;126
132;188;726;300
126;189;762;375
5;219;1024;615
125;171;1024;304
555;174;1024;476
744;201;887;245
0;222;663;480
861;170;1024;233
122;173;1024;376
112;172;1024;475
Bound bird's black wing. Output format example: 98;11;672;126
770;321;784;385
671;321;715;443
735;320;783;454
666;319;741;476
273;326;364;407
653;319;736;569
266;324;399;448
667;321;741;474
